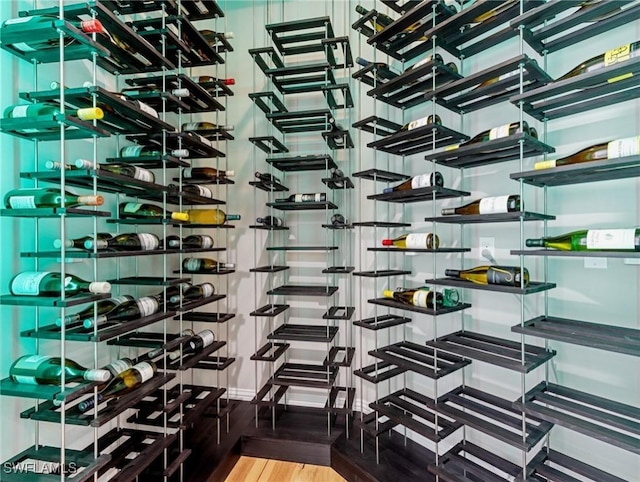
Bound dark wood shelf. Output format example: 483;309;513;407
353;221;412;228
522;447;628;482
352;168;410;183
322;128;354;150
267;200;338;211
249;136;289;154
512;315;640;357
0;111;111;141
368;247;470;253
268;324;338;343
353;314;411;331
511;155;640;187
178;312;235;324
107;153;188;169
353;269;412;278
266;109;335;134
270;363;338;389
176;294;226;312
437;385;553;451
267;154;337;172
512;248;640;259
0;377;103;405
426;330;556;373
352;115;398;136
249;265;290;273
161;341;227;371
322;176;354;190
108;276;190;287
322;306;355;320
249;225;289;231
267;245;338;251
0;207;110;219
107;331;186;350
426;278;556;295
354;360;406;384
249;180;289;192
324;386;355;414
250;342;290;362
353;410;398;437
0;292;110;308
367;186;470;204
250;304;290;317
21;247;224;259
324;347;355;368
127;131;225;159
518;382;640;454
368;297;472;316
322;266;355;274
251;382;288;407
426;211;555;224
368;123;469;156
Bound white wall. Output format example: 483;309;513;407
1;1;638;479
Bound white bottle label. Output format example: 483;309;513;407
479;195;510;214
412;290;430;307
183;122;199;130
185;258;201;271
11;105;30;117
195;185;213;198
11;271;52;295
405;233;429;249
136;297;159;317
586;229;636;250
199;236;214;248
111;296;131;305
132;167;155;183
137;233;159;251
12;355;51;384
107;359;132;375
489;123;511;140
607;137;640;159
198;330;215;348
121;146;143;157
195;133;212;147
133;362;154;383
5;16;34;25
411;174;434;189
123;202;142;214
201;283;214;297
136;100;158;118
407;116;431;131
8;195;36;209
183;168;193;178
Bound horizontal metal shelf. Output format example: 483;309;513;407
268;324;338;343
0;111;111;141
352;168;410;183
427;133;555;169
425;54;552;114
425;330;556;373
107;153;188;169
249;225;289;231
161;341;227;371
266;200;338;211
368;247;471;253
107;331;185;350
517;382;640;454
511;155;640;187
321;224;354;230
177;312;235;324
268;285;338;298
367;186;470;204
368;123;469;156
322;176;355;190
249;135;289;154
21;247;225;259
353;269;412;278
353;221;412;228
370;388;461;442
322;306;355;320
426;211;556;224
322;266;355;274
108;218;234;228
178;268;235;275
352;115;398;136
108;276;190;287
249;265;290;273
521;447;628;482
266;245;338;251
512;315;640;357
266;109;335;134
353;314;411;331
355;360;406;384
175;294;226;312
127;131;225;159
270;363;338;389
511;249;640;259
437;385;553;451
250;342;290;362
371;341;470;379
0;292;110;308
0;207;110;218
324;386;355;414
249;180;289;192
369;297;472;316
251;382;288;406
353;410;399;437
324;347;355;368
267;154;337;172
0;377;102;404
250;304;290;317
425;278;556;295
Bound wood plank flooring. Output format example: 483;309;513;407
222;456;346;482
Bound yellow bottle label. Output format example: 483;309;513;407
533;159;557;170
605;43;632;83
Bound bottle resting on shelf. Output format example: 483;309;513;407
168;329;216;361
9;355;111;385
441;195;521;216
533;136;640;170
276;193;327;203
56;295;134;327
84;233;160;252
10;272;110;297
183;167;235;179
183;258;234;272
383;288;443;308
83;296;160;329
382;233;440;249
185;209;240;225
181;235;215;249
4;188;103;209
556;40;640;82
118;202;189;222
444;265;530;287
255;172;282;184
331;214;347;226
53;233;112;249
355;57;399;82
120;145;189;159
69;159;156;183
399;114;442;132
526;228;640;252
383;172;444;194
256;216;284;227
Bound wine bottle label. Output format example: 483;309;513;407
607;137;640;159
489;124;511;140
412;290;430;307
121;146;143;157
111;296;131;304
132;167;155;183
586;229;636;250
133;362;154;383
137;233;159;251
198;330;215;348
194;185;213;198
405;233;429;249
183;122;199;130
605;44;631;67
194;132;212;147
122;202;142;214
201;284;215;297
487;267;520;285
185;258;202;271
11;271;52;295
183;168;194;178
411;174;434;189
407;116;432;131
479;195;510;214
11;355;51;384
4;16;34;25
8;195;37;209
199;236;214;248
136;297;159;317
11;105;30;117
136;100;158;118
294;193;322;202
106;359;131;376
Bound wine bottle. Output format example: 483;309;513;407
181;235;215;249
256;216;283;227
53;233;112;249
355;57;399;82
331;213;347;225
4;103;103;123
10;272;110;297
183;258;234;272
326;168;345;189
526;228;640;252
382;233;440;249
83;296;159;328
556;41;640;82
153;283;192;308
276;193;327;203
382;287;443;308
118;202;189;221
355;5;424;40
182;121;234;132
195;76;236;86
403;54;444;83
161;235;182;249
104;358;134;378
9;355;111;385
56;295;134;327
255;172;281;184
73;159;155;183
4;188;103;209
383;173;444;194
170;282;215;304
186;209;241;225
461;122;531;146
76;361;156;413
182;184;214;199
120;145;189;159
441;195;521;216
533;136;640;170
200;29;234;42
183;167;235;180
84;233;160;252
326;121;347;147
168;330;216;361
471;0;517;23
400;114;442;132
122;84;190;98
444;265;530;287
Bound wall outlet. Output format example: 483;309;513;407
584;257;607;269
479;237;495;261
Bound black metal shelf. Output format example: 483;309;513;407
427;132;554;169
512;315;640;357
368;298;472;316
353;221;412;228
322;266;355;274
161;341;227;371
266;200;338;211
352;115;398;136
322;129;354;150
321;224;354;230
323;306;355;320
107;217;234;228
249;265;290;273
106;153;188;169
267;285;338;297
0;110;111;141
517;382;640;454
425;278;556;295
521;447;628;482
512;249;640;259
127;131;225;159
266;109;335;134
176;294;226;312
249;136;289;154
425;54;552;114
352;168;409;183
429;441;522;482
0;207;111;219
353;314;411;331
266;245;338;251
370;388;461;442
109;275;188;287
425;330;556;373
355;360;406;384
426;211;555;224
270;363;338;389
511;155;640;187
437;385;553;451
368;123;469;157
370;341;470;379
324;386;356;414
353;269;412;278
178;268;235;276
267;324;338;343
250;304;290;318
367;186;470;204
353;411;398;437
179;0;225;20
107;331;186;350
251;342;290;362
249;180;289;192
267;153;337;172
0;377;103;405
178;312;235;324
511;55;640;121
368;247;471;253
0;292;110;308
249;225;289;231
251;382;288;406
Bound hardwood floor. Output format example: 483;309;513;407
222;456;346;482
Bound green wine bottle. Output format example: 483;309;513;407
4;188;103;209
526;228;640;251
9;355;111;385
56;295;134;327
10;272;111;297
